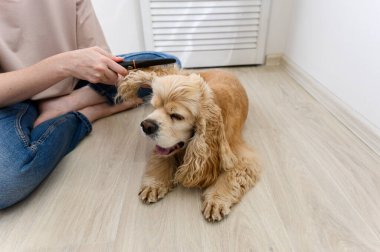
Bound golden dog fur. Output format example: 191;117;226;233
117;66;260;222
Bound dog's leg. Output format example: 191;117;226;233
139;155;176;203
201;144;260;222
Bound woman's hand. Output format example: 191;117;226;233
0;46;128;107
62;46;128;84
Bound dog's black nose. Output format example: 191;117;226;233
140;119;159;135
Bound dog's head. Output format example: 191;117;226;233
140;73;203;156
118;70;238;187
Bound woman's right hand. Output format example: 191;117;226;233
61;46;128;85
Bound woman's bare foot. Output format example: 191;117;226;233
34;86;106;127
79;98;144;123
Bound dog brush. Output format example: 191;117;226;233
118;58;176;70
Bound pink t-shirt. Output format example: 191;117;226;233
0;0;110;100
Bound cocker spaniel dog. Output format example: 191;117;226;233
117;66;260;222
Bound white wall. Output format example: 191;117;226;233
284;0;380;130
91;0;144;54
266;0;294;55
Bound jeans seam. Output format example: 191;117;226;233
30;117;67;150
15;103;30;148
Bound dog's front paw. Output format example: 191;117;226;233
202;197;232;222
138;184;170;204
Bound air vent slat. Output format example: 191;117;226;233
151;6;260;15
152;19;259;28
151;1;261;8
152;13;260;21
151;0;254;1
156;43;257;52
153;31;259;40
154;37;257;46
153;25;259;34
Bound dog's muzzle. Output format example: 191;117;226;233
140;119;159;135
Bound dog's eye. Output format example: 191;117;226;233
170;113;184;121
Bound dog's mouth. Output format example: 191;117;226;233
155;141;185;156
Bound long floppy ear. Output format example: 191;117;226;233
174;76;238;188
116;70;156;102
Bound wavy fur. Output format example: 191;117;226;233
174;79;238;188
117;68;260;222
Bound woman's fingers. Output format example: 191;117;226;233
102;68;119;84
92;46;128;77
106;59;128;77
112;56;124;62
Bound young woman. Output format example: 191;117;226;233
0;0;179;209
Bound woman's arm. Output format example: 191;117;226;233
0;46;127;107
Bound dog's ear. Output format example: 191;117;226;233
116;70;156;102
116;66;182;102
174;80;238;188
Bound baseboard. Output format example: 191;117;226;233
281;56;380;157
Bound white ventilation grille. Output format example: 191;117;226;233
140;0;271;68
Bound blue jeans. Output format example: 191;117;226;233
0;51;180;209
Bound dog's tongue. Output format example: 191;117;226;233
155;145;172;155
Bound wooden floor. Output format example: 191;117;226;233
1;66;379;252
